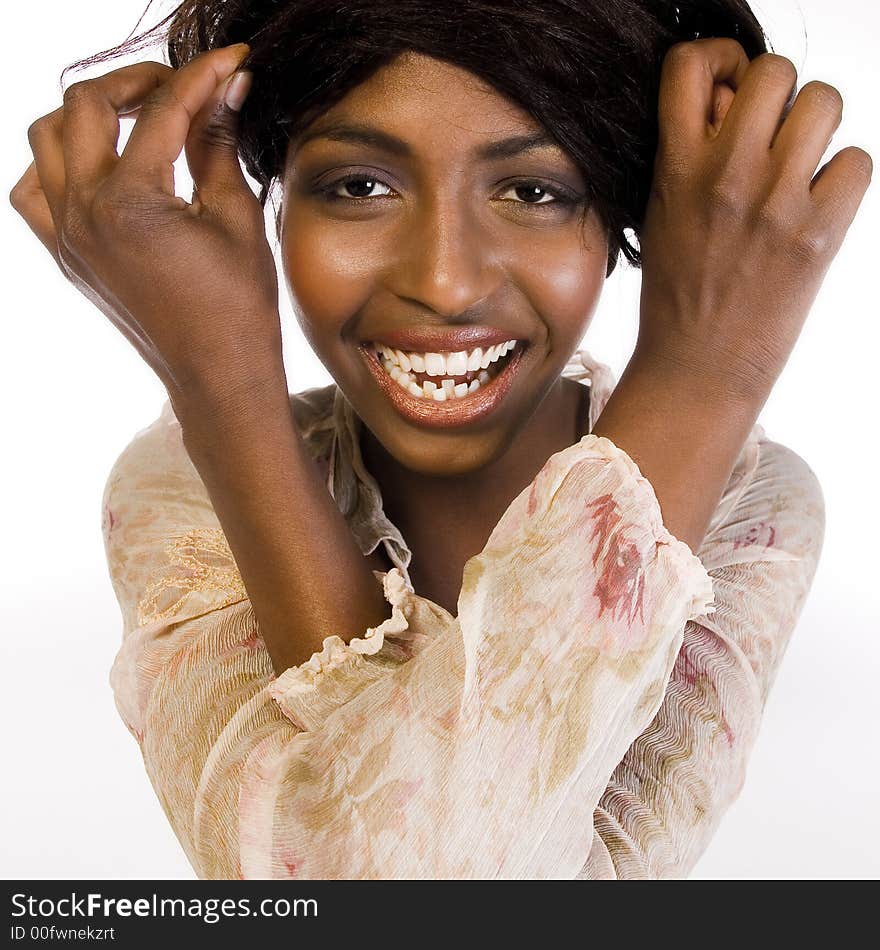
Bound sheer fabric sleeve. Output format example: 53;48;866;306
104;400;717;879
575;428;825;878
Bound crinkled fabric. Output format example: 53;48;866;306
101;347;824;878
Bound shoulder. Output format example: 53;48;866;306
103;383;339;512
101;383;341;536
101;384;340;631
701;424;825;571
101;401;235;631
101;399;208;538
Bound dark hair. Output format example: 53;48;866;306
63;0;770;273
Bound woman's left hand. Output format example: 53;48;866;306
8;43;284;407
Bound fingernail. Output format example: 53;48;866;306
223;70;252;111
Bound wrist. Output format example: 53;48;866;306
631;335;775;411
170;357;295;464
168;346;289;429
593;347;764;553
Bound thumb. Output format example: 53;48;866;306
185;67;254;205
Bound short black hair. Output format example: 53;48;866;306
65;0;770;275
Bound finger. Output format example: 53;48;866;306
184;68;254;203
117;44;250;196
27;105;66;221
61;61;173;195
710;82;736;132
658;38;752;148
770;81;843;187
715;53;798;153
9;162;63;265
810;146;873;235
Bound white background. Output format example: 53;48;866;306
2;0;877;880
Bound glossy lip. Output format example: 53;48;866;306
360;340;527;429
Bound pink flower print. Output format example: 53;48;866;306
527;478;540;517
677;646;736;747
586;493;647;627
279;849;301;878
238;633;262;653
733;520;776;551
102;504;117;538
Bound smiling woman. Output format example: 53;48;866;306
279;52;609;489
12;0;869;879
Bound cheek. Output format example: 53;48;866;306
280;211;379;342
514;225;607;342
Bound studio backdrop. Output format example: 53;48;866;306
2;0;877;879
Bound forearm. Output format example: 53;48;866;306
170;360;391;676
591;347;766;553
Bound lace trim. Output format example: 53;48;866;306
137;527;247;626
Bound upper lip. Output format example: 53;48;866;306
361;326;522;353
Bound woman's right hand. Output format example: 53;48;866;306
635;38;872;402
9;44;284;411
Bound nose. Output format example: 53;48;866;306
386;194;503;318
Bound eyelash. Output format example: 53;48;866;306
312;173;580;208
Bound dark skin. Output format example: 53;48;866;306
10;39;872;672
279;54;606;608
359;381;589;610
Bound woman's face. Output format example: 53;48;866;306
280;51;608;476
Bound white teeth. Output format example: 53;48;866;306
373;339;518;374
445;351;468;375
384;367;493;402
372;339;521;402
425;352;446;376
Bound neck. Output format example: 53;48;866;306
359;375;590;564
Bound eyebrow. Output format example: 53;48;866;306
291;121;561;161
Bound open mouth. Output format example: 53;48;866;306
370;339;520;400
359;338;528;428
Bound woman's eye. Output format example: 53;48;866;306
497;183;561;205
320;175;395;201
315;175;578;208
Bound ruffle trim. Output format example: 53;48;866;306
268;431;717;730
267;567;417;729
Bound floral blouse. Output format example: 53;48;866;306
101;347;825;879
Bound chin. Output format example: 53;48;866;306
364;421;517;478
